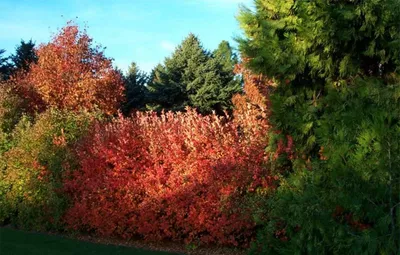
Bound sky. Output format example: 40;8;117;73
0;0;253;73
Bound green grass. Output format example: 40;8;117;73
0;228;180;255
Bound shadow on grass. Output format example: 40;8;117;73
0;228;180;255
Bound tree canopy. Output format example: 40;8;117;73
13;23;125;115
122;62;148;115
0;49;11;81
238;1;400;254
10;39;37;72
147;34;241;114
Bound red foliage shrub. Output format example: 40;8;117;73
234;62;295;162
64;102;272;246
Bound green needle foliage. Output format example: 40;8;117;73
147;34;241;114
0;49;11;81
10;39;38;72
238;0;400;254
122;62;149;115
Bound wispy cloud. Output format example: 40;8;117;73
160;40;176;52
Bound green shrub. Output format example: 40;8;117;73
0;109;95;230
0;84;29;134
0;85;27;158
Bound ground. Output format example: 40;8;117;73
0;228;179;255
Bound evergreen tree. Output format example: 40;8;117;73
147;34;207;111
204;40;241;114
213;40;238;74
122;62;148;115
0;49;11;81
146;63;188;111
238;0;400;254
10;40;37;72
148;34;241;114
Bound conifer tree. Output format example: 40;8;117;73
10;40;37;72
0;49;11;81
238;0;400;254
122;62;148;115
147;34;207;111
190;40;241;114
213;40;238;74
148;34;241;114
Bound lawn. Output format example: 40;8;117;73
0;228;180;255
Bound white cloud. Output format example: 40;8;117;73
160;40;176;52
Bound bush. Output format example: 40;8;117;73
0;109;95;229
0;84;26;186
64;105;272;247
0;84;27;134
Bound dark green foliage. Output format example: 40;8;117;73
10;39;37;72
213;41;239;74
251;81;400;254
147;34;207;112
147;34;241;114
238;0;400;254
0;40;37;81
122;62;148;115
190;41;242;114
147;63;188;112
0;49;11;81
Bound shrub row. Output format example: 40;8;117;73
64;107;271;246
0;79;274;247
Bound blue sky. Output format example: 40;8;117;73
1;0;252;73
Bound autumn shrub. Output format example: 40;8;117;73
12;22;125;115
0;109;96;229
64;96;272;246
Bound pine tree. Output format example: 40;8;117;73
147;34;207;111
238;0;400;254
213;40;238;74
0;49;11;81
148;35;241;114
122;62;148;115
10;40;37;72
147;63;189;112
207;41;242;113
188;40;242;114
